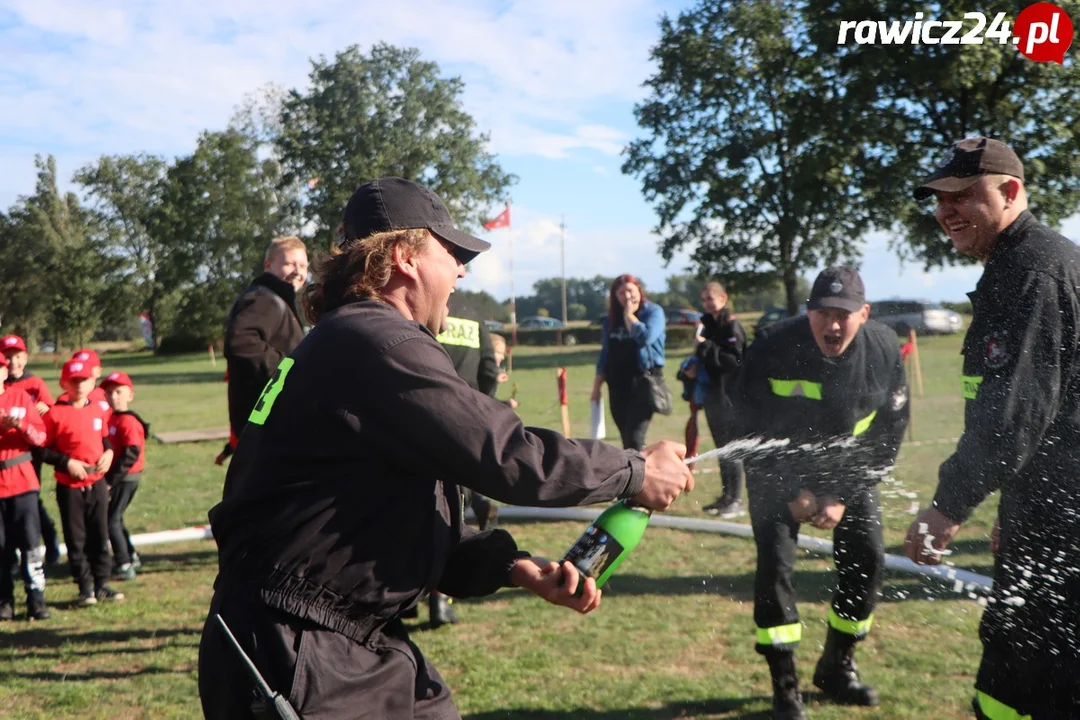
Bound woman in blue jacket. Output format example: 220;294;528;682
590;274;667;450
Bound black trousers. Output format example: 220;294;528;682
702;396;745;503
0;491;45;603
56;480;111;591
608;376;653;451
749;481;884;652
107;480;139;565
33;457;60;554
199;588;460;719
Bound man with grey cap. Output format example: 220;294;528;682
197;176;694;719
904;138;1080;719
727;266;909;719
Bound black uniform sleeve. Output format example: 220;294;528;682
477;321;500;397
437;525;531;597
354;334;646;508
224;290;286;382
934;271;1076;523
35;447;71;468
105;445;142;485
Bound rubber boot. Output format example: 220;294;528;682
765;650;808;720
27;590;51;620
812;626;879;706
429;592;458;627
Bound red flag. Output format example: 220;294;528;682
483;205;511;230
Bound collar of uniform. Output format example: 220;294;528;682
980;210;1034;289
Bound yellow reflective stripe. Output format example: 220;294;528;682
248;358;294;426
436;317;481;349
828;608;873;636
756;623;802;646
962;374;983;400
769;378;823;400
852;410;877;437
976;691;1031;720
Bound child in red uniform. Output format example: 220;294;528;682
100;372;149;580
40;360;124;606
2;334;62;565
0;352;50;621
56;349;111;416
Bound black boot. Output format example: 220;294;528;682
27;590;51;621
764;650;808;720
813;627;879;706
429;592;459;627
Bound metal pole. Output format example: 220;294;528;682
509;227;517;349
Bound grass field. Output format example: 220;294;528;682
0;331;998;719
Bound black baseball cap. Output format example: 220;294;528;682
914;137;1024;201
807;267;866;313
341;177;491;262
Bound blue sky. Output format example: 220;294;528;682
1;0;1076;304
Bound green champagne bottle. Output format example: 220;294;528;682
561;500;652;595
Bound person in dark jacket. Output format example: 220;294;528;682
696;281;748;518
197;177;695;720
734;267;909;720
904;138;1080;720
222;236;308;452
590;274;667;450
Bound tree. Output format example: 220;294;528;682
275;43;515;249
4;156;110;347
74;154;174;345
152;130;285;344
804;0;1080;267
625;0;895;314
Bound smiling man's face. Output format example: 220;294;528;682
933;175;1014;260
808;305;869;358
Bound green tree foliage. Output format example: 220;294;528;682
448;289;509;323
804;0;1080;267
151;130;285;344
74;154;174;345
275;43;515;249
2;156;111;347
625;0;891;314
516;276;614;321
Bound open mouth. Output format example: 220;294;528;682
822;333;843;351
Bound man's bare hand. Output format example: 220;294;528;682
66;459;88;480
0;410;20;431
94;449;114;474
510;557;601;614
632;440;694;512
904;506;962;565
787;490;818;523
811;496;845;530
36;401;50;416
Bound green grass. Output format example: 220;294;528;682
0;333;996;719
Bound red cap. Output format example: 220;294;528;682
71;348;101;368
61;359;95;383
1;335;27;353
100;370;133;389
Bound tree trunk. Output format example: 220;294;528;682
783;265;799;317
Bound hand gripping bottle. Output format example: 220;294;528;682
561;500;652;595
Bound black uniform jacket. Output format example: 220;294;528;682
732;316;909;502
696;307;747;407
436;315;500;396
934;212;1080;526
209;300;644;643
223;273;306;437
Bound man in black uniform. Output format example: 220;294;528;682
905;138;1080;720
197;176;695;719
734;267;909;720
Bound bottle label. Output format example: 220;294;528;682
562;525;625;581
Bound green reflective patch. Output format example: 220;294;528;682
769;378;823;400
961;374;983;400
436;317;481;349
828;607;873;636
248;358;294;426
976;691;1031;720
852;410;877;437
756;623;802;646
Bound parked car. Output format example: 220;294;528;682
871;299;963;336
754;305;807;335
517;316;565;329
665;309;703;327
482;319;504;332
40;341;57;353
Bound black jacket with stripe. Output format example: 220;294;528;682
732;315;909;502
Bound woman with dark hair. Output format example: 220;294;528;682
590;274;667;450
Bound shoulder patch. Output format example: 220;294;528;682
984;330;1011;370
